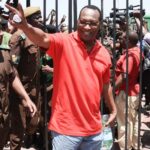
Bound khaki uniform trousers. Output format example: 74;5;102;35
0;92;10;150
0;50;16;150
115;90;140;150
10;93;41;150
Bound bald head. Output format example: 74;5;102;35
128;31;139;46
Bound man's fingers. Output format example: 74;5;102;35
31;106;37;117
18;3;24;17
27;106;34;117
5;3;17;13
25;105;37;117
5;3;24;24
104;121;109;127
30;110;35;117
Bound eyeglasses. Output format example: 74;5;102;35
79;20;99;28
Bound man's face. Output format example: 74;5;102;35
120;33;127;49
77;8;100;43
28;12;44;29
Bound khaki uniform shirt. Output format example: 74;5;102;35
0;50;16;127
9;30;40;99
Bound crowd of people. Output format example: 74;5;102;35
0;2;150;150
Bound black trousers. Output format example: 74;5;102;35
142;69;150;105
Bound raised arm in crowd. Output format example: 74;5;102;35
6;4;50;49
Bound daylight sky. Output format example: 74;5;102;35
0;0;150;24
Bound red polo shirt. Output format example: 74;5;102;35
47;32;111;136
115;47;141;96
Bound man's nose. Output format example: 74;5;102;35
38;18;43;22
84;23;91;30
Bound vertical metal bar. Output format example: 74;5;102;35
88;0;91;5
73;0;77;31
125;0;129;149
100;0;104;114
55;0;58;30
43;0;46;26
26;0;30;7
100;0;104;43
138;0;143;149
112;0;117;96
43;0;49;150
68;0;72;33
111;0;117;143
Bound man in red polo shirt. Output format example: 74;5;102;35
6;4;117;150
115;31;141;150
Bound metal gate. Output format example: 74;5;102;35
25;0;146;149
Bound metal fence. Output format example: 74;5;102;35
25;0;144;149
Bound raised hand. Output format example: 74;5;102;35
5;3;27;28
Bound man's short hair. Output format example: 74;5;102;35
79;5;101;22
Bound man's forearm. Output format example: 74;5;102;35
102;83;117;126
135;18;148;36
12;76;37;116
103;83;117;114
22;23;50;49
115;74;124;90
12;76;30;102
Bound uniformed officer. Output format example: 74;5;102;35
0;17;36;150
9;7;43;150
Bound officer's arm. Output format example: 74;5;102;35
5;3;51;50
12;75;37;117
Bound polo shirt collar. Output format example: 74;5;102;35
71;31;101;50
122;46;139;54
